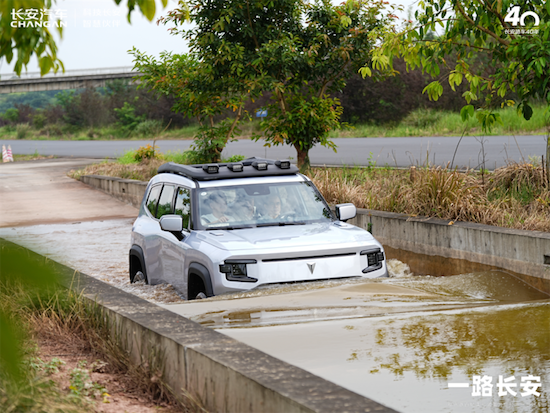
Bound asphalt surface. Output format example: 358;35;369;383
3;135;547;170
0;158;138;227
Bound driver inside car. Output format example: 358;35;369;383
262;194;283;219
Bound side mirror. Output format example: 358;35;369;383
160;214;183;235
335;203;356;222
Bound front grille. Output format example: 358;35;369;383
262;252;357;263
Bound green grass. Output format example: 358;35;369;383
1;104;549;141
330;105;550;138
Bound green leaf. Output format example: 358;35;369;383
359;66;372;78
522;103;533;120
137;0;156;21
460;105;474;122
39;56;53;75
448;72;463;91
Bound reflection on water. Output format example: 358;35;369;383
222;302;550;413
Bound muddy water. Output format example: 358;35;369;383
0;219;184;303
165;263;550;413
1;220;549;412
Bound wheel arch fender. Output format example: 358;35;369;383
129;244;148;283
187;262;214;297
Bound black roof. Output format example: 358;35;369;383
157;158;300;181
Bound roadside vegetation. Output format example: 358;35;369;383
0;243;200;413
1;78;548;144
312;163;550;233
70;146;550;233
1;100;548;141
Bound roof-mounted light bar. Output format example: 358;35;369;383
157;158;300;181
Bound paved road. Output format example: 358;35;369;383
3;135;547;170
0;158;137;227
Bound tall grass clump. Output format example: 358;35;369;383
0;242;202;412
0;243;87;412
310;162;550;232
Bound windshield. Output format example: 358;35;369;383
196;181;334;229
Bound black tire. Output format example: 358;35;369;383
187;263;214;300
188;274;206;300
129;246;148;284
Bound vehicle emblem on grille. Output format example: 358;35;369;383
307;262;316;274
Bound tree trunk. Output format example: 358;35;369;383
294;144;310;173
547;134;550;187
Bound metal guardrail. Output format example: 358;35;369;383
0;66;136;81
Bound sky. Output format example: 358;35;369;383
0;0;417;76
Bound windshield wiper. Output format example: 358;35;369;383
206;225;252;230
256;221;306;227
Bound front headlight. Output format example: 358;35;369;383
360;248;384;273
219;259;258;282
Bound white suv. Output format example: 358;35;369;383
130;158;387;299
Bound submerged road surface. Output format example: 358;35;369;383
3;134;547;170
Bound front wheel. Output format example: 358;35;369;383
129;249;148;284
134;271;146;283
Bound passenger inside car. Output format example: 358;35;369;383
232;194;256;221
201;192;233;225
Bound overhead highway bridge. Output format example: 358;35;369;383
0;67;140;93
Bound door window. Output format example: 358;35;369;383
146;185;162;217
175;187;192;230
156;185;176;219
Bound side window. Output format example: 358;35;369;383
175;187;192;230
146;185;162;217
156;185;176;219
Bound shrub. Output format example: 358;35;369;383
32;113;46;129
40;123;64;138
134;144;161;162
163;150;197;164
1;108;19;123
134;119;163;137
16;123;31;139
114;101;146;131
402;109;445;128
223;154;246;163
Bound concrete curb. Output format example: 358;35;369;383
80;174;147;209
351;210;550;294
5;240;396;413
80;174;550;294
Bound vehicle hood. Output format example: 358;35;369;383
195;222;377;253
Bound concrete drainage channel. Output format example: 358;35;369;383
10;241;397;413
72;174;550;412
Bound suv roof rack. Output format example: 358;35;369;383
157;157;300;181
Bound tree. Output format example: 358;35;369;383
362;0;550;180
131;50;250;163
0;0;175;76
156;0;397;170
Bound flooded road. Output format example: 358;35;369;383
1;219;549;413
0;219;183;303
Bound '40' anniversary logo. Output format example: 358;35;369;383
504;5;540;26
